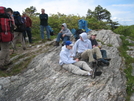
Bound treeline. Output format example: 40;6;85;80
23;5;133;38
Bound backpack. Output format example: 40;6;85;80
48;25;54;36
78;19;91;33
0;6;14;42
13;11;25;32
75;29;85;41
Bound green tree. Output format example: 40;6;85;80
23;6;38;17
93;5;111;21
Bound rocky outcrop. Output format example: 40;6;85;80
0;30;126;101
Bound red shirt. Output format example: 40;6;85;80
22;16;32;27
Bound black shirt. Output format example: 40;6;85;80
39;13;48;26
90;38;98;46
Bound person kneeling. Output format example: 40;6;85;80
59;41;93;76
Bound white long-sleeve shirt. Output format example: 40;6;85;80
59;46;76;65
73;32;92;56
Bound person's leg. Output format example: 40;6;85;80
81;49;95;62
56;33;63;42
26;27;32;43
40;25;45;39
23;30;27;42
45;26;50;39
92;47;109;65
63;36;70;44
74;61;92;71
62;64;90;76
92;47;102;59
100;50;107;59
13;32;19;50
0;42;10;67
19;32;26;50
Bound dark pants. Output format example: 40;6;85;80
56;33;70;44
23;27;32;43
100;50;107;58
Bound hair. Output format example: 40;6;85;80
41;9;45;11
6;8;13;14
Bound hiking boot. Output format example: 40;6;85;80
47;39;52;41
23;47;26;50
104;58;111;61
54;41;59;46
98;58;109;66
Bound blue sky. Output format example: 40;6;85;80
0;0;134;25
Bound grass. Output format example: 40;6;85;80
118;35;134;101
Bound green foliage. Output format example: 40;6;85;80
86;18;110;30
48;13;82;34
114;25;134;39
23;6;37;17
87;5;111;21
118;36;134;100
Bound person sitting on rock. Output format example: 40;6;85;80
89;32;111;61
54;23;72;46
73;32;109;66
59;41;93;76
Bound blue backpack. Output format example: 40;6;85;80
78;19;91;33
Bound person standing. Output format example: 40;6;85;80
22;13;32;44
39;9;50;41
13;11;26;50
59;41;93;76
0;7;14;70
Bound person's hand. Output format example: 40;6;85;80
92;45;96;48
62;34;66;37
75;58;79;62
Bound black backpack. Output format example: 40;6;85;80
13;11;25;32
75;29;85;41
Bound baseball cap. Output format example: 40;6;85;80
65;41;73;46
91;32;97;36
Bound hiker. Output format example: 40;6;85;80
13;11;26;50
73;32;109;65
59;41;93;76
54;23;72;46
39;9;51;41
0;7;14;70
90;32;111;61
22;12;32;44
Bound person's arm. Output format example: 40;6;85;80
72;41;79;56
88;40;92;49
39;14;48;20
64;29;72;36
29;17;32;27
60;51;76;64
